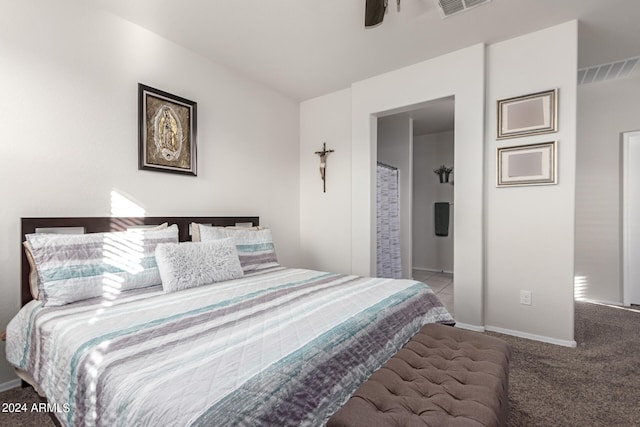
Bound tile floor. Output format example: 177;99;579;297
412;269;454;316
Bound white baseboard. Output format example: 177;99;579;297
575;297;624;307
455;323;485;333
0;378;21;393
485;325;577;348
413;267;454;275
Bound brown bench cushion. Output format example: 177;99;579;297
328;323;511;427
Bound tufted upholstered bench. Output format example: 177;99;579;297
328;323;511;427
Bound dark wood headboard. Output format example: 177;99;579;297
20;216;259;307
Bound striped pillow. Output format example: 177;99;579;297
196;225;279;272
25;225;179;306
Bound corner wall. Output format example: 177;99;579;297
484;21;578;346
0;0;300;386
299;89;352;274
301;22;579;345
575;71;640;304
351;44;486;329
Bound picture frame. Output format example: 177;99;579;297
497;89;557;139
497;141;557;187
138;84;197;176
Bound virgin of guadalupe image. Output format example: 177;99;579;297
153;105;184;162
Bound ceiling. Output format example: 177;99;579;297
410;97;455;135
378;96;455;136
86;0;640;102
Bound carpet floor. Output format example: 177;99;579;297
0;301;638;426
495;301;640;426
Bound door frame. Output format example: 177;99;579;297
622;130;640;306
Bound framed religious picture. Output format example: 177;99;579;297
497;141;557;187
138;84;197;176
497;89;558;139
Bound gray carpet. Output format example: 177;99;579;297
0;301;638;426
0;385;53;427
496;301;640;426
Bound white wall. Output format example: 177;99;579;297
301;22;578;344
299;89;352;274
413;131;455;273
484;21;578;346
0;0;300;386
575;72;640;304
377;115;413;279
625;132;640;305
351;44;486;329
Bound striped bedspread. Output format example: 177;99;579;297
6;267;454;426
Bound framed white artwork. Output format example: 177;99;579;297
497;141;557;187
497;89;558;139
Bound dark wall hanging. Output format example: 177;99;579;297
314;142;334;193
365;0;400;28
433;165;453;183
139;84;197;176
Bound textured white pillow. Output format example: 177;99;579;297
156;238;244;293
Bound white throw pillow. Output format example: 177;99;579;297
156;238;244;293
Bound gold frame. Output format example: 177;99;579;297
497;141;557;187
497;89;558;139
138;84;197;176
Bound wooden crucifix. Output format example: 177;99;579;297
314;142;334;193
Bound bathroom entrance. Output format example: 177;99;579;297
375;96;455;314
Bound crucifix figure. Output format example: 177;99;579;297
314;142;334;193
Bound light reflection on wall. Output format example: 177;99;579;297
110;190;146;217
85;191;147;422
574;275;589;300
575;274;640;313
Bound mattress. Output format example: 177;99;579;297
6;266;454;426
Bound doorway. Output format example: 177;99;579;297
375;96;455;315
411;97;455;315
623;130;640;306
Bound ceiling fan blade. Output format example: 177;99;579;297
365;0;387;27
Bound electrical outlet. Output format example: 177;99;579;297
520;290;532;305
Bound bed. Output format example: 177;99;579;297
6;216;454;426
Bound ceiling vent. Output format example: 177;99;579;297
578;57;639;85
436;0;491;18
